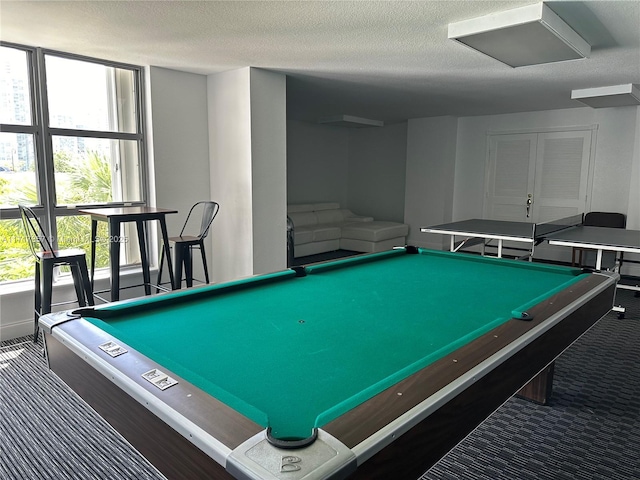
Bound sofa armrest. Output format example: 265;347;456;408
288;211;318;227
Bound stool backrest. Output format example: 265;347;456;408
179;201;220;240
19;204;57;258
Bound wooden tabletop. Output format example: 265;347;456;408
78;206;178;219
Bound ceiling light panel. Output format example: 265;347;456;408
571;84;640;108
448;2;591;68
318;115;384;128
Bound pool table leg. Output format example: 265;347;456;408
517;363;555;405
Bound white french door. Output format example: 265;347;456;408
485;129;593;224
485;133;537;221
532;131;592;223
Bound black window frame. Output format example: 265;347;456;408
0;42;149;281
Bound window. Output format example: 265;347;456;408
0;43;148;283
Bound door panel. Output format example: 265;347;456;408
533;131;592;223
485;134;537;221
485;130;592;224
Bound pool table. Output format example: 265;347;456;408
40;247;617;480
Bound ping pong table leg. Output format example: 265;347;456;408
595;249;603;271
613;305;625;319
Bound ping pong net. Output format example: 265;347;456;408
533;213;584;241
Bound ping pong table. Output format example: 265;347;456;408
420;216;584;260
546;225;640;311
421;216;640;318
545;225;640;271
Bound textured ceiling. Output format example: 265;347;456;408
1;1;639;124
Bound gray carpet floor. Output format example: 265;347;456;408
1;287;638;480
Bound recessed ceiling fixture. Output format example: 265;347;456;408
448;2;591;68
571;84;640;108
318;115;384;128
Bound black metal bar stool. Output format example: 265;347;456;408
19;205;94;342
158;201;220;290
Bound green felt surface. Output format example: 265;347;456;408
84;248;584;440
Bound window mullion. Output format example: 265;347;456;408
47;127;141;141
136;69;149;206
34;48;58;248
0;124;38;134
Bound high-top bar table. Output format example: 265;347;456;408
80;206;177;302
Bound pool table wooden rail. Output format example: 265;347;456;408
42;314;260;479
40;271;618;480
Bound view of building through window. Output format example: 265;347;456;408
1;47;36;207
0;44;146;283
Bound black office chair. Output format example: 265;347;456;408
573;211;626;269
157;201;220;289
19;205;94;342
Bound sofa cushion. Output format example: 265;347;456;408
341;221;409;242
340;209;374;222
312;224;342;242
293;227;314;245
315;209;346;224
312;202;340;211
288;204;315;214
288;211;318;227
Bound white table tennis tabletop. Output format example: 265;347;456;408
420;218;572;258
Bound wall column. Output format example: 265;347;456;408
208;67;287;282
404;116;458;249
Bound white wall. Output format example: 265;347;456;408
208;67;287;283
286;121;408;221
347;122;407;222
249;68;288;276
452;107;638;220
590;107;639;214
622;106;640;272
407;106;640;272
0;275;146;341
148;67;211;284
150;67;289;282
627;106;640;230
208;68;253;282
404;116;458;248
287;121;349;206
